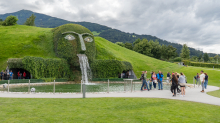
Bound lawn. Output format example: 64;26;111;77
0;98;219;123
207;89;220;98
0;25;56;70
95;37;220;87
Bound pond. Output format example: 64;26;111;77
0;82;172;93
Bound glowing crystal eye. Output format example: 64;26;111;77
84;37;93;42
64;34;75;40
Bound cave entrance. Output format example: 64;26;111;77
9;68;31;79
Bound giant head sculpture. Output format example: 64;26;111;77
52;24;96;68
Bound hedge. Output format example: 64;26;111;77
8;56;73;80
91;60;133;78
0;78;67;84
183;60;220;68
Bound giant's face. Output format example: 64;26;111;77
52;24;96;68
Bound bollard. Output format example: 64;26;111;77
134;81;135;91
53;80;55;94
131;80;133;92
107;79;109;93
124;80;125;91
193;77;195;88
213;66;214;70
82;83;86;98
81;80;82;93
8;80;9;92
28;80;30;93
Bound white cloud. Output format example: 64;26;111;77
0;0;220;54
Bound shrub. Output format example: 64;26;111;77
91;60;133;78
173;57;182;62
8;56;73;80
182;60;220;68
2;15;18;26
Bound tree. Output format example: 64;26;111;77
124;42;133;50
2;15;18;26
24;14;36;26
203;53;209;62
133;38;141;45
161;45;177;61
0;19;2;22
190;56;198;62
133;39;152;56
180;44;190;59
115;42;125;47
149;40;161;59
198;54;203;60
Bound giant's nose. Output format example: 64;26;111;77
79;34;86;51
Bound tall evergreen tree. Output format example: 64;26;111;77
24;14;36;26
203;53;209;62
180;44;190;59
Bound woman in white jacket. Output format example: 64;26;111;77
178;73;186;97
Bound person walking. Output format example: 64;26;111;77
167;72;171;83
196;73;200;85
9;70;13;80
200;70;205;92
0;70;4;80
204;73;209;89
157;71;164;90
4;71;7;80
140;71;149;91
152;72;157;90
171;74;178;97
17;71;21;79
178;73;186;97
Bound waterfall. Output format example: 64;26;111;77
77;54;92;84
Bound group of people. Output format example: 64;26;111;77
140;70;209;97
195;71;209;92
140;71;164;91
0;70;27;80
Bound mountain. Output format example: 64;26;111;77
0;10;216;57
0;10;111;32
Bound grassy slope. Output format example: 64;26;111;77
0;25;56;70
95;37;220;87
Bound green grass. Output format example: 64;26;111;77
92;31;100;36
207;89;220;98
0;98;219;123
0;25;56;70
95;37;220;87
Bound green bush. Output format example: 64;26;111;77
183;60;220;68
8;56;72;80
173;57;182;62
91;60;133;78
2;15;18;26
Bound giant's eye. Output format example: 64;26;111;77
84;37;93;42
64;34;75;40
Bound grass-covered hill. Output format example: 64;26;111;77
0;25;220;87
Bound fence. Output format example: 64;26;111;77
0;78;174;94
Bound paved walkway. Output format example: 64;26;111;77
0;85;219;106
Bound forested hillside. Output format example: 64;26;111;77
0;9;216;57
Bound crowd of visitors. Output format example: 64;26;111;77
139;70;208;97
0;70;28;80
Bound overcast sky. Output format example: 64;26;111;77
0;0;220;54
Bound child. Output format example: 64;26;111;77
149;78;153;90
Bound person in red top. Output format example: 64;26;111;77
23;71;26;79
17;71;21;79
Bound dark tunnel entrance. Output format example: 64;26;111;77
9;68;31;80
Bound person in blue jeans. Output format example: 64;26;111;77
157;71;164;90
140;71;149;91
204;73;208;89
9;70;13;80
